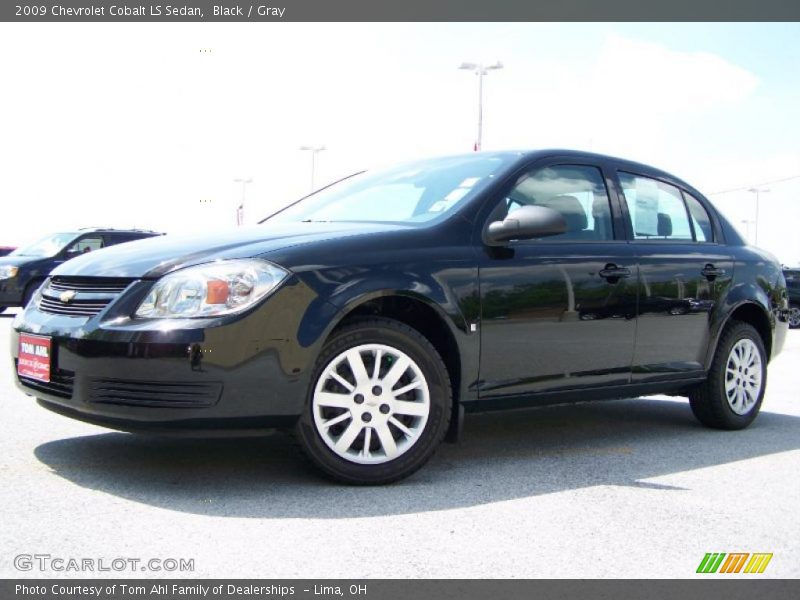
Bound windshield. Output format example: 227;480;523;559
11;232;77;257
266;154;517;225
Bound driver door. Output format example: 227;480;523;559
476;162;638;399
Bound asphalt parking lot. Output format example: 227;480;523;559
1;309;798;578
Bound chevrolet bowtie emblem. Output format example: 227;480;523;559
59;290;77;303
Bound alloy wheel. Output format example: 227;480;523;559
312;343;430;464
724;338;763;415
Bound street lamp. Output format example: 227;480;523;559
747;187;769;245
300;145;326;192
458;61;503;152
233;178;252;227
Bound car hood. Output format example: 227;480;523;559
0;255;43;268
51;222;411;279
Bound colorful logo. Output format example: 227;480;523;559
696;553;773;574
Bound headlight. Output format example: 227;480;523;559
134;259;289;319
0;265;19;279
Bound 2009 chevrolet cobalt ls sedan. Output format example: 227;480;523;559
11;150;790;484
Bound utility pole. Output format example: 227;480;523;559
458;61;503;151
233;178;252;226
300;145;326;192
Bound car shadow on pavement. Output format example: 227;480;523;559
34;398;800;518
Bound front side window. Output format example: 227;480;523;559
66;236;104;255
619;173;692;241
267;154;517;225
500;164;614;241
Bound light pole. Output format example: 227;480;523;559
458;61;503;151
300;145;326;192
233;178;252;227
747;187;769;245
740;219;753;243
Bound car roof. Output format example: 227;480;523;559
516;149;698;193
430;149;701;198
74;228;162;235
444;148;703;196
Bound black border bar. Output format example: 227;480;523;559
3;0;800;22
4;580;800;600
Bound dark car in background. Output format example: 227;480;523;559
10;151;790;484
784;268;800;328
0;228;162;314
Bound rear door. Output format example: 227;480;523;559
614;171;734;381
476;160;638;398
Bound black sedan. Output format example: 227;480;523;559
784;268;800;328
11;150;790;484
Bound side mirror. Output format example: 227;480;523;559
486;205;567;244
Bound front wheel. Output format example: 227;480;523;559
296;317;452;485
689;321;767;430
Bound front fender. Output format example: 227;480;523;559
292;261;481;404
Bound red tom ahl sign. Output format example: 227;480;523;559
17;334;52;382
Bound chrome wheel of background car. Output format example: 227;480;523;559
789;307;800;329
312;343;430;465
724;338;763;415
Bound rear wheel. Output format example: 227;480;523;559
689;321;766;430
789;305;800;329
295;317;452;485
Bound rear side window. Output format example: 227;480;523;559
618;172;693;241
105;234;136;246
503;164;614;241
683;192;714;242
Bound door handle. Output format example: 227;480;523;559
701;264;726;280
599;264;631;280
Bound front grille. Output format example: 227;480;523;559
38;276;134;317
87;379;222;408
47;278;132;294
18;367;75;399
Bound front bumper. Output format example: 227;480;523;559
11;278;324;433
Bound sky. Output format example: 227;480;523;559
1;22;798;265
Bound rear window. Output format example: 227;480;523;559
683;191;714;242
618;172;693;241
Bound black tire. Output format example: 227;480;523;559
689;321;767;430
295;317;452;485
